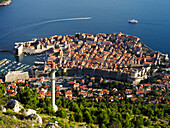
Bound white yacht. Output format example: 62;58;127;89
128;19;138;23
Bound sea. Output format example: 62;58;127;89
0;0;170;65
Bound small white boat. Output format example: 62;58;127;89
128;19;138;23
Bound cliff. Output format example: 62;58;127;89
0;0;11;6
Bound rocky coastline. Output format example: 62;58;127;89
0;0;11;6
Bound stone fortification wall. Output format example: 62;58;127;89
66;67;129;82
5;71;29;82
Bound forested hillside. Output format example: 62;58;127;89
0;85;169;128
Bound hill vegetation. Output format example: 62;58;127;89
0;84;169;128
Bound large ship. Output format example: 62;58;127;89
128;19;138;23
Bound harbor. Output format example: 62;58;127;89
0;58;31;77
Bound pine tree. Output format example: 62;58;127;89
69;113;75;122
84;110;93;124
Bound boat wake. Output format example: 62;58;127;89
25;17;92;28
0;17;92;39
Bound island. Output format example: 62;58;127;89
0;0;11;6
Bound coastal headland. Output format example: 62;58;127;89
0;33;169;128
14;32;169;84
0;0;11;6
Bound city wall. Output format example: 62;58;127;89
66;67;129;82
5;71;29;82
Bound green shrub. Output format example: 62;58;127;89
70;126;75;128
57;120;63;127
64;123;70;128
1;116;8;123
11;119;18;124
0;121;4;125
20;108;24;113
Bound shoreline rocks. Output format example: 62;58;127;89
0;0;11;6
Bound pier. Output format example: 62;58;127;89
0;43;24;56
0;49;16;56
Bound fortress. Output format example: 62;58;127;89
17;32;168;84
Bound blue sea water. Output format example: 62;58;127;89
0;0;170;64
